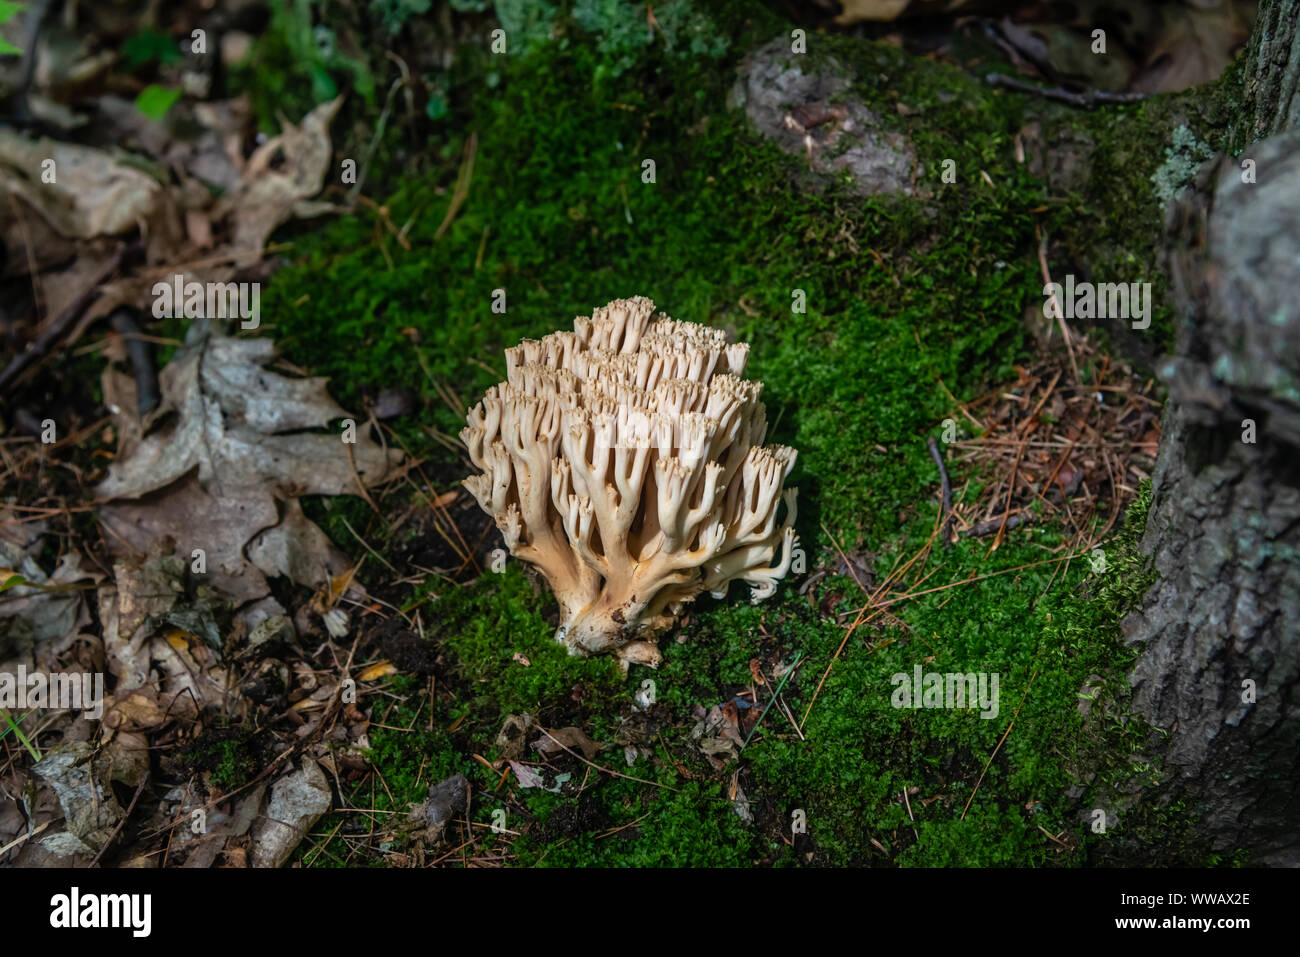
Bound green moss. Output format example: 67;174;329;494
210;741;255;789
493;0;563;56
297;475;1191;866
508;770;765;866
423;567;626;717
183;730;261;791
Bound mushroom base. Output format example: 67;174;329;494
555;593;672;672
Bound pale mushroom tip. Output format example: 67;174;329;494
460;297;799;673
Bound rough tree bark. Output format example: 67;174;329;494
1235;0;1300;140
1122;4;1300;864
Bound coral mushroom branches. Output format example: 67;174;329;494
461;297;799;671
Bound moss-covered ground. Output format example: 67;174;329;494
223;1;1230;866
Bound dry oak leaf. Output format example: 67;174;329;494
246;498;351;589
99;471;278;604
98;333;399;620
97;333;402;501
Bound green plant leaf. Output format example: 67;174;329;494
425;94;448;121
310;65;338;103
123;28;183;68
134;83;182;120
0;1;23;55
0;573;26;594
0;710;40;761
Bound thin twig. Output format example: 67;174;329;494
799;529;939;732
985;73;1148;108
594;812;651;840
434;132;478;241
1036;227;1082;386
0;820;50;859
962;512;1028;538
1018;368;1061;434
820;522;869;595
990;427;1030;553
742;652;804;748
8;194;44;320
340;516;398;575
90;775;149;867
927;436;953;544
902;786;919;841
108;308;159;415
536;728;678;792
351;71;409;200
961;668;1038;819
0;238;139;395
845;549;1091;621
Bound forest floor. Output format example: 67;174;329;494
0;0;1252;866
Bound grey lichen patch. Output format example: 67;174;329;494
1150;124;1214;207
483;0;730;74
573;0;729;75
729;37;917;197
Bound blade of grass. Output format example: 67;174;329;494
1;709;41;761
743;651;804;748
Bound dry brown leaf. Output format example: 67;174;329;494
249;760;332;868
98;333;399;500
0;543;97;670
32;741;125;858
247;498;351;591
0;132;163;239
0;196;79;280
358;661;397;682
103;687;169;733
97;331;400;611
832;0;912;22
1133;1;1254;94
221;96;344;255
152;629;235;717
101;472;277;603
534;726;602;760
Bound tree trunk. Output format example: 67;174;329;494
1123;23;1300;861
1235;0;1300;141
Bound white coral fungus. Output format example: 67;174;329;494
461;297;799;671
